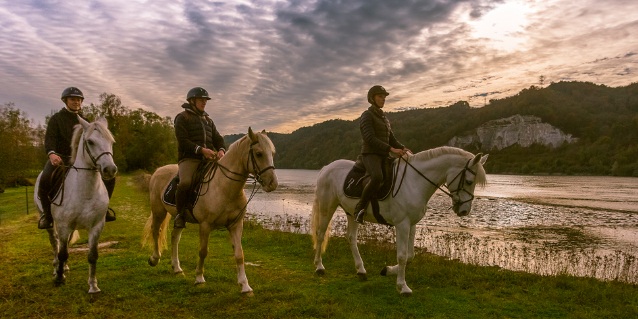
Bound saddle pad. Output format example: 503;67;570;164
343;159;394;200
162;175;201;208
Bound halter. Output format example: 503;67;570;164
80;138;114;170
395;156;477;208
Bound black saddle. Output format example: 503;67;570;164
343;155;396;200
162;175;202;209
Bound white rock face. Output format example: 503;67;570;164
448;115;578;151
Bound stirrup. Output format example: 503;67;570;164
38;214;53;229
174;213;186;229
355;209;366;224
105;207;116;222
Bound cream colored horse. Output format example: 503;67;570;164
143;128;277;295
311;147;487;295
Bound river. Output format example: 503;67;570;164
245;169;638;284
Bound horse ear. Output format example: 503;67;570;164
471;153;484;167
261;129;267;135
78;116;90;129
248;127;256;141
97;116;108;125
480;154;489;165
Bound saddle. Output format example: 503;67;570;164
343;155;397;226
343;155;395;200
162;161;216;223
43;166;70;203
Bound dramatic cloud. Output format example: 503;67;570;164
1;0;636;133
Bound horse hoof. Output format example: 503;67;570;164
380;267;388;276
315;269;325;276
148;257;158;267
400;291;412;297
357;273;367;281
54;278;65;287
242;290;255;298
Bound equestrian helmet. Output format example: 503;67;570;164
61;87;84;102
367;85;389;104
186;87;212;102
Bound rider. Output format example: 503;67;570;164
354;85;409;224
37;87;117;229
173;87;226;229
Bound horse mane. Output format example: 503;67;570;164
226;131;276;155
411;146;487;186
70;119;115;165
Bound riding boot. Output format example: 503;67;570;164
356;180;379;224
103;177;116;222
38;199;54;229
37;168;54;229
174;185;189;229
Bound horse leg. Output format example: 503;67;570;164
47;228;59;276
346;216;367;280
54;227;72;286
228;222;253;295
381;224;417;276
148;209;168;267
312;197;337;276
170;227;185;274
393;222;412;295
86;227;102;294
194;224;211;285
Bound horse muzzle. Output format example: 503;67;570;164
100;165;118;180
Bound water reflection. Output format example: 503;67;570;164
246;170;638;284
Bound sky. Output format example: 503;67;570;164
1;0;637;134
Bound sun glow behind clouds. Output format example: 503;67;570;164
466;1;536;52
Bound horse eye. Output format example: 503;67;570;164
256;152;263;158
88;140;94;146
465;180;473;185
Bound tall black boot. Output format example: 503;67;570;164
38;197;54;229
38;162;55;229
103;177;116;222
174;185;189;229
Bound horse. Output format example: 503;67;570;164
33;117;117;295
143;127;277;295
311;146;488;295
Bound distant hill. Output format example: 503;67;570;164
226;81;638;176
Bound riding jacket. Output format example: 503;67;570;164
45;108;85;160
174;103;226;162
359;105;404;156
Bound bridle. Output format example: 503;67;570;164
394;156;477;208
214;139;276;186
79;138;114;171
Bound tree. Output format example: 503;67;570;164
0;103;41;186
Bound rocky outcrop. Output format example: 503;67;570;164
447;115;578;151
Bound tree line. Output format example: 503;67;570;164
2;81;637;189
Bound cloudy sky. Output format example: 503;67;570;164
1;0;636;134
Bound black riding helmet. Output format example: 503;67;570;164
61;87;84;102
367;85;389;104
186;87;212;103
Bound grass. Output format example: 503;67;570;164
1;174;637;318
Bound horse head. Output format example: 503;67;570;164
446;152;488;216
75;117;118;180
247;127;278;192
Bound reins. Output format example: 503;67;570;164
192;137;276;228
392;155;477;207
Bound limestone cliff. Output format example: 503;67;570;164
447;115;578;151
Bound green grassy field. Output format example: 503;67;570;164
1;174;636;318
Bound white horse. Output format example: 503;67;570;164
311;146;488;295
143;128;277;295
34;117;117;295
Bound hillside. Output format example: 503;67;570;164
236;81;638;176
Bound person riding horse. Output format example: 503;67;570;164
173;87;226;229
37;87;116;229
354;85;410;224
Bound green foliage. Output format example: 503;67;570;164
0;103;44;188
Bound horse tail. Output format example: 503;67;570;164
141;210;170;250
69;230;80;245
311;168;333;253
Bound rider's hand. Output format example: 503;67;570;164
390;147;407;157
49;153;63;166
217;149;225;159
201;148;217;160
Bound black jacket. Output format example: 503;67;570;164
44;108;85;160
359;106;404;155
174;103;226;161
